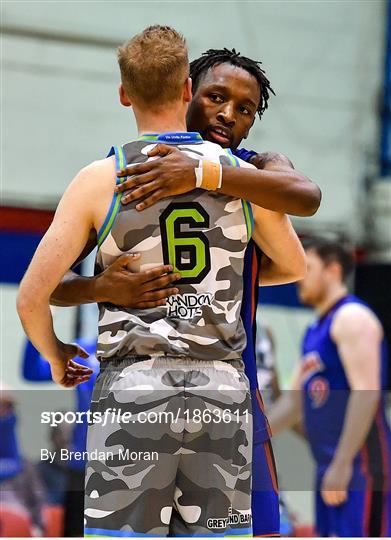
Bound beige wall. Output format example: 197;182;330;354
3;0;386;238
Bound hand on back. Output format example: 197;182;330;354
115;144;197;210
96;253;180;308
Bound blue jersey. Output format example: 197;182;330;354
234;144;272;443
22;339;99;470
241;240;272;442
301;295;391;476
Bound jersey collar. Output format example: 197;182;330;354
137;132;203;144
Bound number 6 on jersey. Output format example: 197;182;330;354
160;202;211;284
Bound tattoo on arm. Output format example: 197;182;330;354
251;151;294;170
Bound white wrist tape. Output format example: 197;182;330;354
195;159;203;188
217;163;223;189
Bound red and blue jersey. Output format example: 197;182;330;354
302;295;391;536
241;238;272;443
301;295;391;474
233;145;272;443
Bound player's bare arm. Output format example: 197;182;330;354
115;143;321;216
253;151;312;286
51;255;180;308
17;158;116;386
249;150;294;171
50;229;98;306
251;204;307;285
267;365;303;435
320;303;382;507
50;184;180;309
50;206;302;308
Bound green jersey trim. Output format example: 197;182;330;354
223;149;253;239
241;200;254;240
137;134;159;141
224;148;238;167
97;145;126;248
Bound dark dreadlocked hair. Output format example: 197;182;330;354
190;48;275;120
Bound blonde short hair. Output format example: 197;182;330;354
118;25;189;107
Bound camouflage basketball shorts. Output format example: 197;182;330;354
84;357;253;537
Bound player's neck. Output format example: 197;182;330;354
316;284;348;317
138;120;187;135
134;104;188;136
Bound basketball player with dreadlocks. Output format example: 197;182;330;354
41;46;321;536
111;48;321;536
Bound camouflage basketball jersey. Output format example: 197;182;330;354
95;132;254;362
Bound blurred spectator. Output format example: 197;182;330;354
22;338;98;537
256;323;281;405
37;418;73;505
255;323;295;536
0;382;46;537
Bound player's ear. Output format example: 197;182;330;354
119;83;132;107
183;77;192;103
327;260;342;282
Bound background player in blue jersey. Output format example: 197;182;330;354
41;48;320;536
268;237;391;537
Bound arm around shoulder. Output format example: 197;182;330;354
251;204;307;286
250;151;321;216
